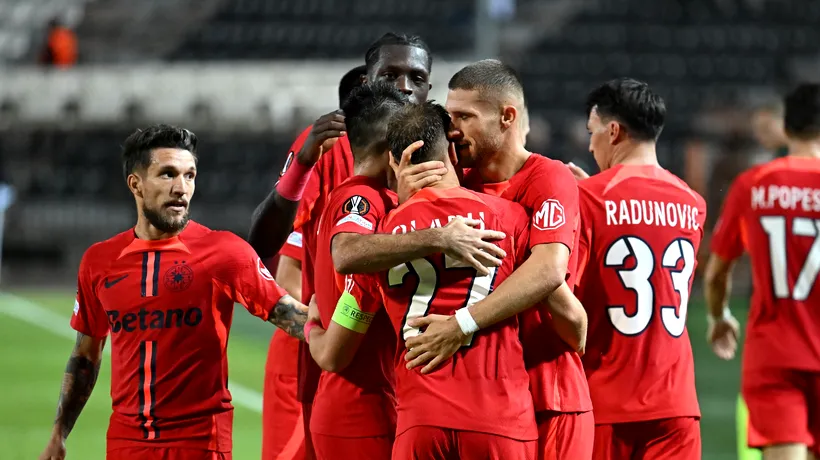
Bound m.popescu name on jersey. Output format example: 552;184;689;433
605;199;700;231
390;212;486;234
751;185;820;212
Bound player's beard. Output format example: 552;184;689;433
143;203;190;234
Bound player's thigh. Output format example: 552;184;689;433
392;426;455;460
456;431;536;460
262;374;305;460
639;417;701;460
743;368;812;448
313;433;392;460
762;444;811;460
107;447;229;460
536;410;594;460
592;424;634;460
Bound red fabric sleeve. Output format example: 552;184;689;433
213;233;290;321
509;203;531;269
276;126;312;183
69;249;110;338
527;161;580;250
348;273;383;315
327;186;389;240
278;231;304;262
710;175;747;261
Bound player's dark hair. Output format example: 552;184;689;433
342;81;409;160
784;83;820;140
448;59;525;104
338;65;367;107
365;32;433;73
585;78;666;142
388;102;451;165
121;124;197;179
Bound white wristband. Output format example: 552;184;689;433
708;308;733;323
454;308;480;335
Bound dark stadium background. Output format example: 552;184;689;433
2;0;817;458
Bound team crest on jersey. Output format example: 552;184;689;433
279;152;295;177
257;258;274;281
342;195;370;216
533;199;566;230
164;261;194;292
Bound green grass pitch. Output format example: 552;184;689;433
0;290;745;459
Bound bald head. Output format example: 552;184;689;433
448;59;525;107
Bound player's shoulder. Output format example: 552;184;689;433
80;228;135;268
525;153;573;177
472;189;527;216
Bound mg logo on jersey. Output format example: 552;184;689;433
534;199;566;231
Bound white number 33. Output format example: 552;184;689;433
605;237;696;337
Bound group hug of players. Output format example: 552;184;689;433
38;32;820;460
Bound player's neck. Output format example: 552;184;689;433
610;142;659;168
787;140;820;159
428;169;461;190
478;142;530;183
353;157;387;185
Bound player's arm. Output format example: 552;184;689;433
217;235;308;340
307;275;377;372
545;282;587;355
331;217;507;276
275;254;302;301
248;112;345;259
703;179;745;360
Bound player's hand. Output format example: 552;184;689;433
440;217;506;276
39;435;66;460
307;294;320;324
404;315;464;374
389;140;448;203
297;110;347;166
566;162;590;181
707;312;740;360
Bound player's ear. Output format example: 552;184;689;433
500;105;516;130
360;74;368;84
448;142;458;166
608;121;621;145
127;173;143;198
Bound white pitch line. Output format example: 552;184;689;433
0;292;263;412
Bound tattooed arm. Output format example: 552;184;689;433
269;294;308;341
40;333;106;460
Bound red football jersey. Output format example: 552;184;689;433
463;153;592;413
712;156;820;372
310;175;398;438
70;221;289;451
365;186;536;440
293;134;354;402
575;164;706;424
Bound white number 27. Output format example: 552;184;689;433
605;237;696;337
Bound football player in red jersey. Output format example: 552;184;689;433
338;101;536;458
400;60;592;460
706;83;820;460
261;64;365;460
569;79;706;460
38;125;308;460
305;82;408;459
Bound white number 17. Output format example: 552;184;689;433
760;216;820;301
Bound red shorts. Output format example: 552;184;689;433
313;433;392;460
592;417;700;460
537;411;594;460
262;374;305;460
107;447;230;460
742;367;820;452
393;426;536;460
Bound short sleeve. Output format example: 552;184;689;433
573;186;595;288
278;231;304;262
711;175;747;261
69;251;110;338
510;204;531;269
212;233;289;321
527;161;580;250
327;186;389;239
330;273;382;333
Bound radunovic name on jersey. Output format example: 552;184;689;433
605;199;700;231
